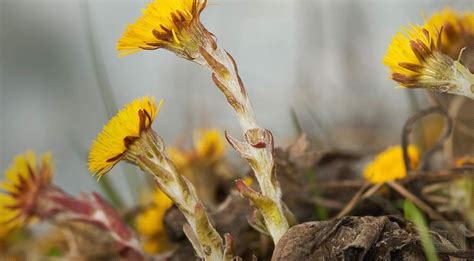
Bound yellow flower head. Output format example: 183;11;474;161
383;23;454;89
384;24;438;78
117;0;208;58
88;96;163;177
0;151;53;231
426;9;474;61
364;145;420;184
384;9;474;95
194;129;225;163
135;189;173;254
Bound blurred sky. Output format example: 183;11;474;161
0;0;472;203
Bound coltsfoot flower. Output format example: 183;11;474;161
0;151;53;231
0;152;145;259
88;96;162;177
88;97;226;260
364;145;420;184
384;9;474;99
117;0;210;59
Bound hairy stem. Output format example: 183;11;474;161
126;130;224;261
197;41;290;243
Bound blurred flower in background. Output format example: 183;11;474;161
363;145;420;184
169;129;226;168
168;128;235;206
0;151;53;232
426;9;474;62
135;189;174;254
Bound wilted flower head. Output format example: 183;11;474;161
384;9;474;98
136;189;174;254
117;0;210;59
88;96;162;177
364;145;420;184
0;151;53;231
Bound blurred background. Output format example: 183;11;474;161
0;0;472;204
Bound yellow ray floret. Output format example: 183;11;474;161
383;23;439;78
0;151;53;231
88;96;162;177
117;0;206;56
364;145;420;184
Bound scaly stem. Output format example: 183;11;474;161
196;40;290;243
125;130;225;261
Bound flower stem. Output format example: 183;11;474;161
198;42;290;243
127;130;225;261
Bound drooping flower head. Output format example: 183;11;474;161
135;189;173;254
363;145;420;184
117;0;210;59
0;151;53;231
88;96;162;177
384;9;474;98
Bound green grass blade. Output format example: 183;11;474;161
404;200;439;261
